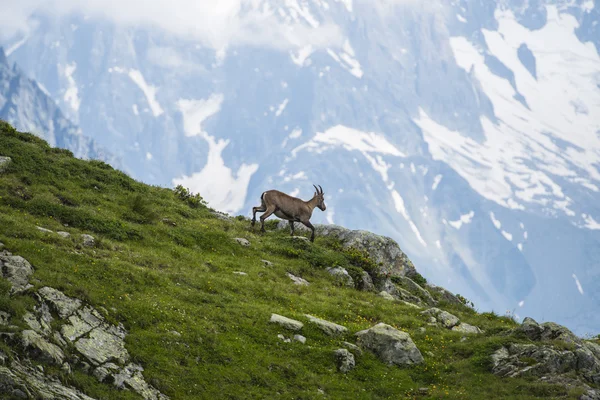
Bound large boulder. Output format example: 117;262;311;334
421;308;460;329
270;314;304;331
355;323;424;366
333;349;355;373
326;267;354;288
74;327;129;366
304;315;348;336
20;330;65;365
426;284;466;306
38;287;82;318
0;253;34;294
513;317;582;345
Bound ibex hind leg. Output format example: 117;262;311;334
259;206;277;233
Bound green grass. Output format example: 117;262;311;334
0;121;588;399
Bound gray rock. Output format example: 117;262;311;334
326;267;354;288
80;234;95;247
426;283;468;307
270;314;304;331
514;317;582;345
287;273;309;286
234;238;250;247
277;334;286;341
401;301;422;309
74;327;129;365
36;226;54;234
293;334;306;344
394;276;436;305
291;236;310;242
56;231;71;238
358;271;375;291
315;225;417;277
21;330;65;364
169;330;182;337
0;311;9;325
0;359;95;399
451;323;482;334
93;362;120;383
38;287;82;318
113;363;170;400
304;314;348;336
421;308;460;329
378;291;395;301
261;259;273;267
355;323;424;366
333;349;355;373
233;271;248;276
0;254;34;294
61;315;95;342
0;156;11;172
342;341;363;356
61;362;72;375
23;312;50;335
211;211;232;221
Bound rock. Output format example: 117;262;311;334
169;330;182;337
75;328;129;365
418;327;426;333
36;226;54;234
396;287;424;305
0;254;34;294
355;323;424;366
421;308;460;329
21;330;65;364
514;317;582;345
270;314;304;331
56;231;71;238
161;218;177;227
419;387;430;395
80;234;95;247
394;276;436;305
61;315;95;342
93;362;120;383
277;334;286;341
287;273;309;286
315;225;417;277
261;259;273;267
38;287;82;318
0;358;95;400
211;211;231;221
342;341;363;356
358;271;375;291
23;312;51;335
333;349;355;373
0;156;11;172
233;271;248;276
0;311;10;325
293;334;306;344
304;314;348;336
326;267;354;288
234;238;250;247
113;363;169;400
291;236;310;242
0;242;4;249
379;291;395;301
451;323;482;334
401;301;422;309
61;362;72;375
426;283;468;307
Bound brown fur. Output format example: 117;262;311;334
251;185;326;242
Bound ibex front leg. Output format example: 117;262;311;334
289;220;295;236
301;220;316;242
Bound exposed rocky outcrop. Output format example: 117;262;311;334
0;249;169;400
333;349;355;373
355;323;424;366
326;267;354;288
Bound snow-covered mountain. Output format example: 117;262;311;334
0;48;119;165
3;0;600;335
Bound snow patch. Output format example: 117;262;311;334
456;14;467;23
275;99;289;117
391;190;427;247
291;45;314;66
146;152;153;160
62;62;80;112
582;214;600;230
518;300;525;307
132;104;139;115
436;240;441;249
6;35;28;56
517;243;523;251
572;274;584;295
501;230;513;241
128;69;163;117
432;174;443;190
448;211;475;230
334;0;353;12
490;212;502;230
176;94;224;137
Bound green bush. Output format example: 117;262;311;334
174;185;207;209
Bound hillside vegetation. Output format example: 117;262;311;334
0;121;598;399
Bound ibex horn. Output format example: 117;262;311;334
318;185;323;194
313;184;319;193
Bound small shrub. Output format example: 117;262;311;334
456;293;475;308
411;272;428;287
127;194;158;224
174;185;207;209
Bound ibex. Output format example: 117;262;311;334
251;185;326;242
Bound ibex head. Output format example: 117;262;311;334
313;184;326;211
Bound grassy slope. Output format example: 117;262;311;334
0;122;586;399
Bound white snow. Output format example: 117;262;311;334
582;213;600;230
62;62;81;112
501;230;513;241
176;94;224;137
572;274;584;295
517;243;523;251
327;45;364;79
128;69;163;117
524;231;528;239
490;212;502;230
289;128;302;139
456;14;467;23
518;300;525;307
391;190;427;247
436;240;441;249
146;152;153;160
334;0;353;12
36;81;50;97
432;174;443;190
132;104;139;115
291;45;314;66
275;99;289;117
448;211;475;230
419;6;600;221
6;35;28;56
327;208;335;224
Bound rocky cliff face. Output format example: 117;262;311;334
0;48;119;168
